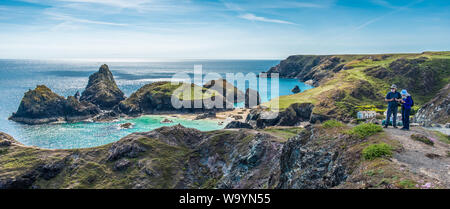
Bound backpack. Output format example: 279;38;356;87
410;96;414;107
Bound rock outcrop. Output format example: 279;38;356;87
291;85;301;94
224;121;253;129
277;126;353;189
80;64;125;109
244;88;261;108
9;85;100;124
266;55;344;86
414;84;450;125
246;103;314;128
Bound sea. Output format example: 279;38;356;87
0;59;313;149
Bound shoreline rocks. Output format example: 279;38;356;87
119;123;134;129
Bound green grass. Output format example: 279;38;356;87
431;131;450;144
322;120;344;129
397;179;418;189
347;123;383;139
410;134;434;146
263;127;303;140
362;143;393;160
122;81;219;107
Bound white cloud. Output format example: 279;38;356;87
239;13;296;25
47;12;128;26
56;0;151;9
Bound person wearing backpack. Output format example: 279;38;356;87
399;89;413;131
384;84;402;128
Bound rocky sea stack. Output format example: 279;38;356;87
9;85;100;124
80;64;125;109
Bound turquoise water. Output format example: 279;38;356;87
13;115;225;149
0;59;313;149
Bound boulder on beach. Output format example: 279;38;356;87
160;118;173;124
120;123;134;129
80;64;126;109
195;112;216;120
231;115;243;120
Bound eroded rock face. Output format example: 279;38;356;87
9;85;100;124
64;96;101;122
246;103;314;128
80;64;125;109
414;84;450;124
277;127;351;189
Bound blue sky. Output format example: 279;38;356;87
0;0;449;59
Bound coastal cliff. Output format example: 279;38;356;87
263;52;450;123
1;122;447;189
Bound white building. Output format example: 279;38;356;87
357;111;377;119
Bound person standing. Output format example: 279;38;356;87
399;89;413;131
384;84;401;128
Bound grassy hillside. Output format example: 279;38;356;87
263;51;450;120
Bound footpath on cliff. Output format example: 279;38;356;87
385;127;450;188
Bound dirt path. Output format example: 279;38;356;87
385;127;450;187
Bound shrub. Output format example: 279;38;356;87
410;134;434;146
362;143;393;160
347;123;383;139
322;119;344;129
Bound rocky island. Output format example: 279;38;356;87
8;85;100;124
9;65;245;124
